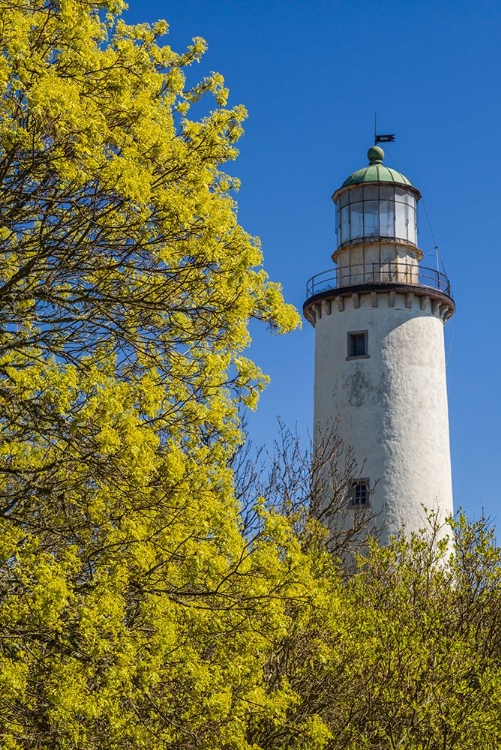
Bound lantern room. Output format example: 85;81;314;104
332;146;421;249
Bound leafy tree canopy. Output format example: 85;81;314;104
0;0;307;746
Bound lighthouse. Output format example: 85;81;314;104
304;146;454;545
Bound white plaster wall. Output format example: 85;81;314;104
334;242;421;287
313;291;453;545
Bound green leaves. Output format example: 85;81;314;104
0;1;305;746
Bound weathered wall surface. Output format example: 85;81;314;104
313;290;453;544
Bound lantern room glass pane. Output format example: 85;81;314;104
394;202;416;244
364;201;379;236
397;188;416;209
379;186;394;201
349;188;362;204
339;205;350;244
364;186;378;201
395;202;407;239
350;202;364;239
379;200;395;237
407;204;417;244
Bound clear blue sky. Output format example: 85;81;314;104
125;0;500;523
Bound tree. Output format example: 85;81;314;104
241;511;501;750
232;426;501;749
0;1;321;747
234;419;378;563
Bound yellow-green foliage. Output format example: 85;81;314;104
265;518;501;750
0;0;315;746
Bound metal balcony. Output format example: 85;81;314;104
305;262;452;301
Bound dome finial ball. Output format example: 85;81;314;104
368;145;384;164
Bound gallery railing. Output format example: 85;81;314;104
305;262;452;300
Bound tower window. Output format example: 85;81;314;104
350;479;370;507
347;331;368;359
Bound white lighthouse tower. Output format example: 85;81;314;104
304;146;454;544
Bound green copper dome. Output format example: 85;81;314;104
341;146;413;188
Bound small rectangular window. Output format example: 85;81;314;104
350;479;370;507
347;331;368;359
